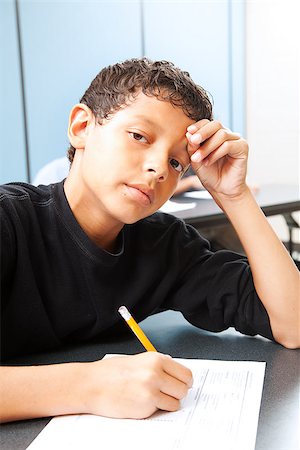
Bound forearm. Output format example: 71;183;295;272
217;187;300;348
0;363;87;423
0;353;193;423
185;119;299;347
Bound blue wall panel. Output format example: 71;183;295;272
18;0;142;181
143;0;231;127
143;0;245;135
1;0;245;184
0;0;27;184
230;0;245;136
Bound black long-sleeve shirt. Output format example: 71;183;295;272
0;182;273;361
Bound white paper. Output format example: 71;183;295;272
27;358;266;450
159;200;196;213
183;190;212;199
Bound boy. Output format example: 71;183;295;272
1;58;299;423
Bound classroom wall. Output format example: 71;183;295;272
1;0;299;243
246;0;299;186
2;0;299;185
0;0;244;185
245;0;299;243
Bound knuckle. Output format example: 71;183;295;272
219;128;229;140
198;118;210;127
222;140;231;150
178;385;189;400
214;120;223;129
145;351;162;366
187;368;193;382
242;139;249;151
142;370;156;386
185;370;193;388
202;119;211;127
169;398;180;412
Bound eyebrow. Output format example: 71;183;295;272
132;114;190;164
131;115;163;130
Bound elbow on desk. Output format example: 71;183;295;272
273;331;300;350
279;340;300;350
269;305;300;350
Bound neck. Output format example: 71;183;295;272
64;160;123;251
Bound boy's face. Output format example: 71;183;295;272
73;92;195;225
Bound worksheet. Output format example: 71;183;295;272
183;190;212;199
27;358;266;450
159;200;196;213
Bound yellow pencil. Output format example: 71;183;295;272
118;305;157;352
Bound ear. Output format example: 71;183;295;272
68;103;94;150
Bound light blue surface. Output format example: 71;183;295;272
18;0;142;181
143;0;231;127
230;0;245;137
0;0;27;183
2;0;245;184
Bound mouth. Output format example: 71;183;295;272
125;184;155;207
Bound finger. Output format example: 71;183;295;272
190;129;241;163
187;119;211;134
202;139;248;167
156;391;180;412
193;140;247;171
187;120;224;148
159;371;190;400
162;356;193;388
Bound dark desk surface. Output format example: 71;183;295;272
1;311;299;450
173;183;300;227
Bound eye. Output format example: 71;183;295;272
169;158;183;173
129;132;148;143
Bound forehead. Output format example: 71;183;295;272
110;92;195;131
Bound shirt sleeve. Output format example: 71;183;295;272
163;221;275;342
1;205;16;309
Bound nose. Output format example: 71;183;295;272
143;152;169;182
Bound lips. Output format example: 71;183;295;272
125;184;155;206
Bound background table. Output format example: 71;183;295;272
173;184;300;228
1;311;299;450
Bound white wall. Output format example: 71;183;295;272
246;0;299;184
245;0;299;243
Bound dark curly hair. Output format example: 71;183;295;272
67;57;213;162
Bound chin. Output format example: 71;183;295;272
120;207;158;224
122;212;152;224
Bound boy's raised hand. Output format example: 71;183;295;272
84;352;193;419
186;120;248;200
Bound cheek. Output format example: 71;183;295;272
87;133;133;170
168;171;181;188
157;176;179;200
81;149;130;193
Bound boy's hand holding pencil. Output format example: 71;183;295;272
81;305;193;420
85;351;193;420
